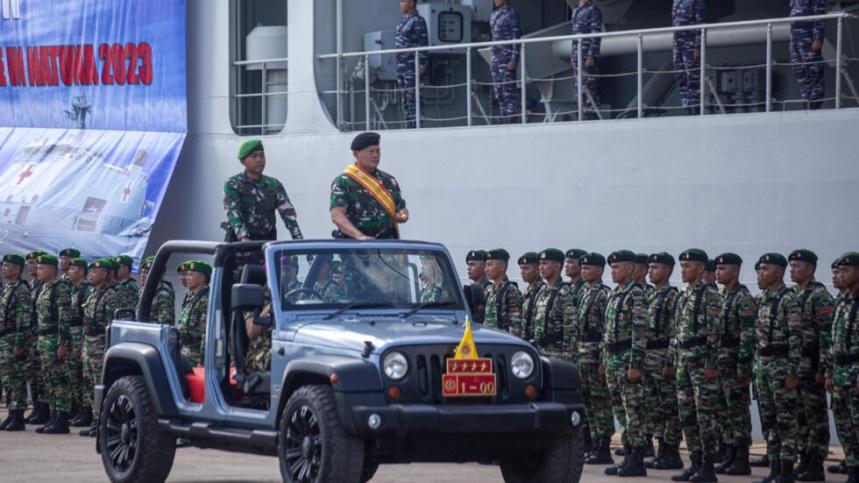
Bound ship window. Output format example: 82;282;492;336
229;0;288;136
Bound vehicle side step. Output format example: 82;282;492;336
159;419;278;448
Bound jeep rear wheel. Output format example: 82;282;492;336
278;385;364;483
99;375;176;483
500;426;585;483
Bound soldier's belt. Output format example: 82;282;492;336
721;336;741;348
0;327;16;338
35;327;58;336
580;335;602;343
834;353;859;365
801;346;819;359
758;345;789;357
678;336;707;349
607;340;632;354
646;339;670;350
69;320;82;328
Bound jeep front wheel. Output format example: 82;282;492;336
99;375;176;483
500;426;585;483
278;384;364;483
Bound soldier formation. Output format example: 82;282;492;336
467;247;859;483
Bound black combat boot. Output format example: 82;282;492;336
605;444;631;475
725;443;752;475
35;410;57;433
4;409;26;431
795;454;824;482
780;461;795;483
715;445;736;473
793;451;809;477
69;405;92;427
673;451;703;481
655;443;686;470
829;460;849;474
690;453;718;483
847;466;859;483
0;410;13;430
615;445;626;456
618;446;648;477
751;454;771;468
41;411;69;434
643;435;655;458
647;437;665;468
27;402;50;425
80;419;98;437
585;436;614;465
754;458;781;483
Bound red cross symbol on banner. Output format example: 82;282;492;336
121;181;133;202
17;164;34;185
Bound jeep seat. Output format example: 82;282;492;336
186;367;238;403
232;264;271;399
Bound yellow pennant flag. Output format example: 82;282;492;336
454;316;479;360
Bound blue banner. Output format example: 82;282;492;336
0;0;186;263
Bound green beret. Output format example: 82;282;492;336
26;250;47;261
539;249;565;263
486;249;510;262
836;252;859;268
579;252;606;267
789;249;818;265
705;259;716;272
115;255;134;268
679;249;708;263
608;250;636;264
237;139;263;161
185;260;212;277
649;252;675;267
635;253;650;265
517;252;539;265
565;249;587;261
59;248;81;258
89;258;114;270
715;253;743;266
177;261;190;273
70;258;88;269
466;250;487;263
758;253;788;269
36;254;58;267
2;254;25;267
351;132;380;151
140;256;156;271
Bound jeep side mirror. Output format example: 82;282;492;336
232;283;265;311
462;283;485;319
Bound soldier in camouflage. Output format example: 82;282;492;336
139;256;176;325
530;249;575;360
672;0;705;113
704;260;718;289
826;253;859;482
178;261;210;367
483;249;523;333
58;248;80;281
643;252;684;471
635;253;656;297
0;254;32;431
23;250;49;425
601;250;650;477
788;249;834;481
419;255;446;303
466;250;490;324
789;0;826;109
313;259;346;303
668;249;723;483
66;258;93;428
395;0;429;129
565;248;589;308
33;254;73;434
516;252;543;340
713;253;756;475
114;255;139;311
570;0;603;119
574;252;615;465
330;133;408;240
755;253;803;483
489;0;522;123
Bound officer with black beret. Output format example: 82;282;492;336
517;252;543;338
483;249;523;334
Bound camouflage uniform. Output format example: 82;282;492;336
483;281;523;333
149;280;176;325
178;288;208;366
27;279;46;410
530;279;575;359
602;280;650;449
830;292;859;467
644;285;682;446
790;0;826;103
35;279;73;413
672;0;705;108
68;281;93;410
570;279;589;311
755;283;803;463
224;172;304;241
576;281;614;442
245;291;272;372
489;4;522;122
570;1;603;116
314;279;346;304
395;10;429;129
717;284;756;449
419;280;444;303
517;279;545;340
330;167;406;240
114;277;139;311
82;283;119;415
0;279;32;410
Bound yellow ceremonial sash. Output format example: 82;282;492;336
343;164;400;238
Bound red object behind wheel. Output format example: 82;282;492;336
185;367;237;403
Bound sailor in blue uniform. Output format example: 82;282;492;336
673;0;705;114
395;0;429;128
790;0;826;108
490;0;522;123
571;0;603;119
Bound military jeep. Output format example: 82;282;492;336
95;240;586;483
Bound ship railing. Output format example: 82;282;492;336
232;57;289;135
318;12;856;130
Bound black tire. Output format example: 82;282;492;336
360;462;379;482
500;426;585;483
278;384;364;483
98;375;176;483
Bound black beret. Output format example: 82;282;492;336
579;252;606;267
715;253;743;266
649;252;675;267
679;249;708;263
565;249;587;261
836;252;859;268
705;259;716;272
832;257;842;269
351;132;380;151
486;249;510;262
518;252;539;265
539;249;565;263
608;250;636;264
789;249;818;265
635;253;650;265
466;250;487;263
758;253;788;268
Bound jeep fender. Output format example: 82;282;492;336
540;356;585;406
101;343;179;417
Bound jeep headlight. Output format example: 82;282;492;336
511;351;535;379
383;352;408;380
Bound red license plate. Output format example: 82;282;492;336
442;357;497;397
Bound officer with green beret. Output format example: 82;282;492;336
483;249;523;334
65;257;93;428
223;139;304;243
25;250;47;291
139;256;176;326
178;261;211;367
755;252;803;482
565;248;589;308
113;255;139;313
0;254;33;431
58;248;81;281
516;252;543;340
531;249;575;360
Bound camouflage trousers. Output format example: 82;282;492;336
756;356;800;463
37;335;70;412
491;57;521;122
644;351;682;445
790;27;824;102
571;59;600;115
82;335;105;412
795;374;830;460
832;381;859;466
676;355;721;454
717;368;753;446
396;60;424;129
673;32;701;108
605;352;647;447
27;340;46;405
66;327;85;407
0;337;29;410
579;359;615;441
